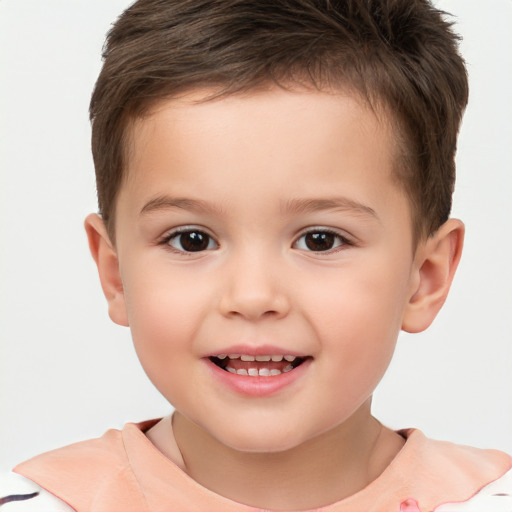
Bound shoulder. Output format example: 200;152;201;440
399;429;512;477
11;421;159;511
0;472;75;511
392;429;512;511
13;426;129;490
434;467;512;511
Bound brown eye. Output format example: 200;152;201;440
168;230;217;252
295;231;345;252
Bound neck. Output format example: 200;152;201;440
151;402;404;510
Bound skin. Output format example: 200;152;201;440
86;87;464;510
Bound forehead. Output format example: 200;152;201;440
117;87;410;235
125;87;397;181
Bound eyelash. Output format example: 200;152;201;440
158;227;353;254
159;227;218;254
294;228;353;254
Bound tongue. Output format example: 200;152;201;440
225;359;291;372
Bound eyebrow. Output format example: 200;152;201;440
283;197;378;219
140;196;224;216
140;195;378;220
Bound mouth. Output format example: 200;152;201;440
208;353;308;377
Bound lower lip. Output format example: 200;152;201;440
205;358;311;397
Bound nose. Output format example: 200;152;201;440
218;251;291;321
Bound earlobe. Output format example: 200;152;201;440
84;214;129;327
402;218;464;333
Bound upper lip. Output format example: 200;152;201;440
204;344;309;359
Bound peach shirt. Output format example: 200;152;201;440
14;420;511;512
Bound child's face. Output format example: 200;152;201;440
110;88;420;452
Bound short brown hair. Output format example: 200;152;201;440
90;0;468;241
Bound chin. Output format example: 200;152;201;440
211;420;315;454
225;437;302;454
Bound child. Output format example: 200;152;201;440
1;0;511;510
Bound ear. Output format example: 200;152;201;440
402;218;464;333
84;214;129;327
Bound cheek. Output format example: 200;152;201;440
124;259;210;329
120;266;211;385
304;259;408;337
303;260;409;387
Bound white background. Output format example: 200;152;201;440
0;1;511;472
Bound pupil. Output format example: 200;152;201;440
305;232;334;251
181;232;208;251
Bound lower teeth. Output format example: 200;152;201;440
226;365;294;377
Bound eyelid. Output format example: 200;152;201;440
158;225;219;253
293;226;354;253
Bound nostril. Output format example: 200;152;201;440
218;283;291;322
225;308;281;319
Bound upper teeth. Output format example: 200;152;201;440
223;354;297;362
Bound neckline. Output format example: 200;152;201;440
13;419;511;512
125;420;424;511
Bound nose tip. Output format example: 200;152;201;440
218;261;291;321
